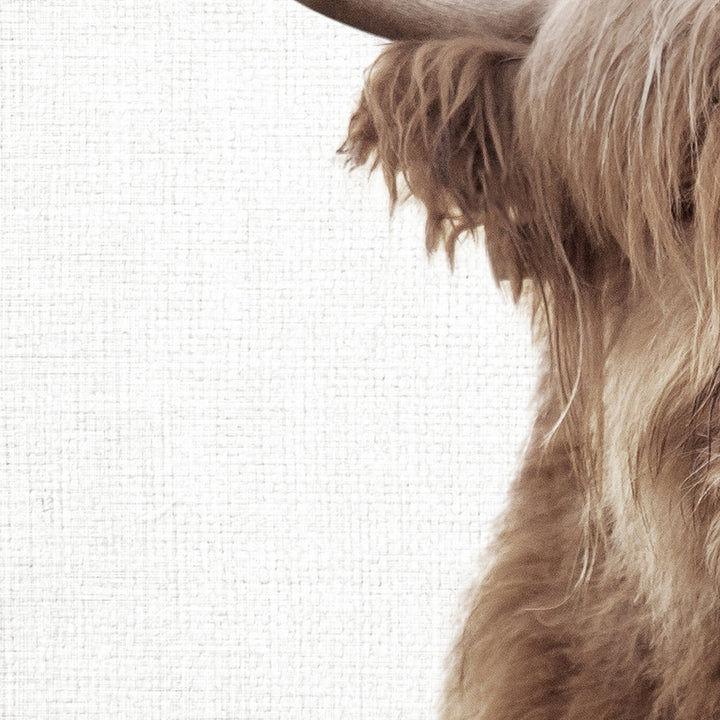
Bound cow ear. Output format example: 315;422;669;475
342;37;530;280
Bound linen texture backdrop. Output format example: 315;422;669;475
0;2;535;718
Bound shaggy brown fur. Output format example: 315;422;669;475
339;0;720;717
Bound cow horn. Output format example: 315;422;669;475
293;0;546;41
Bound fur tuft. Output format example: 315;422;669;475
342;37;529;281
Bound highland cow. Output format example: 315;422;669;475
295;1;720;717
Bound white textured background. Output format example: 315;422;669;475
0;2;536;718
